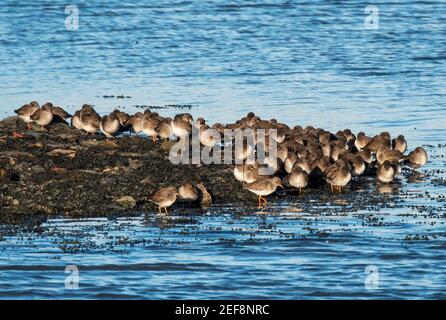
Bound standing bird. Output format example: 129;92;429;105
49;105;72;122
243;176;284;207
71;110;83;130
365;133;391;152
321;141;331;158
197;182;212;207
172;114;192;140
199;125;219;147
330;143;347;161
211;122;225;135
277;143;289;163
358;149;373;164
287;166;309;195
324;159;352;192
156;118;173;140
115;110;130;127
194;117;206;129
234;137;255;162
284;152;298;174
355;132;372;151
245;163;264;183
376;148;402;165
110;110;130;134
142;113;162;142
403;147;428;168
178;182;198;206
30;103;53;132
392;135;407;154
350;156;366;177
80;104;101;134
341;154;366;177
292;158;311;175
233;164;247;182
100;110;121;138
148;186;179;214
14;101;40;130
310;156;330;174
377;160;397;184
180;113;194;125
126;112;144;135
233;163;262;183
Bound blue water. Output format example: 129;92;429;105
0;0;446;299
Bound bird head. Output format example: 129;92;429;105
272;177;284;189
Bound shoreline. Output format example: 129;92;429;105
0;116;260;224
0;116;423;226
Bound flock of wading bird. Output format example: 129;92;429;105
14;101;428;211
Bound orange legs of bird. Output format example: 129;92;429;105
257;195;267;208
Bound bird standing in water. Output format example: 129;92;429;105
287;166;309;195
403;147;428;168
324;159;352;193
149;186;179;214
377;160;397;184
244;176;284;207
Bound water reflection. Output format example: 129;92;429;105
407;171;426;183
377;183;400;194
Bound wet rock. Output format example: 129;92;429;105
140;177;152;185
161;140;177;151
1;116;19;126
3;151;35;160
31;165;45;173
0;117;289;222
33;205;55;215
115;196;137;209
31;142;44;148
128;159;142;170
0;168;8;180
47;148;76;158
101;140;119;148
51;167;67;174
79;140;98;148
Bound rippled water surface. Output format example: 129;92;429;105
0;0;446;299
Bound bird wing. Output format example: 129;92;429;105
244;179;268;191
15;105;34;115
14;106;25;115
52;107;72;119
30;109;42;120
149;189;168;203
324;165;339;183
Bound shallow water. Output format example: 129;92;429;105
0;0;446;299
